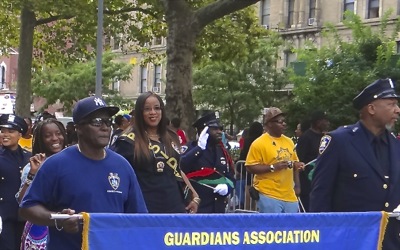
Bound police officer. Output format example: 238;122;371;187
0;114;31;249
310;78;400;249
180;112;235;213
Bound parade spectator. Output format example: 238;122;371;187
0;114;31;250
238;121;263;210
238;128;248;150
291;123;302;145
245;108;304;213
18;117;33;152
296;110;329;212
112;92;200;213
19;96;147;250
310;78;400;249
180;112;235;213
171;117;187;146
109;115;129;146
16;118;67;250
65;122;77;146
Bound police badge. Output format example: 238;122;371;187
156;160;165;172
108;173;120;190
319;135;332;155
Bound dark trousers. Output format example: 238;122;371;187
0;220;25;250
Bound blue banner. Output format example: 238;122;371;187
82;212;387;250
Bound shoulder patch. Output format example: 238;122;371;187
319;135;332;155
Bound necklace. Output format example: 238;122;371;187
76;144;106;160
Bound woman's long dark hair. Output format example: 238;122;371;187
133;92;179;162
32;118;67;156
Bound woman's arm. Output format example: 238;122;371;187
180;170;200;213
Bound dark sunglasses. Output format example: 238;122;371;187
270;120;286;124
82;118;113;127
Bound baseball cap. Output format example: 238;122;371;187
264;107;284;123
73;96;119;124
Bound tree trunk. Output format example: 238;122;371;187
164;4;198;140
15;7;36;117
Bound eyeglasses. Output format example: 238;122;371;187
83;118;113;127
143;106;162;113
270;120;286;124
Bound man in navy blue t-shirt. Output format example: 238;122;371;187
20;96;147;250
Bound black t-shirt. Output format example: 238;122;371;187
296;129;324;193
113;132;186;213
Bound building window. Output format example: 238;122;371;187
113;36;121;50
153;37;162;45
152;65;161;93
396;41;400;54
112;78;120;92
309;0;316;18
284;51;297;67
261;0;270;28
398;0;400;15
0;66;5;89
367;0;379;19
288;0;295;28
140;66;147;93
343;0;355;19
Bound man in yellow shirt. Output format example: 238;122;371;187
245;107;304;213
18;117;32;152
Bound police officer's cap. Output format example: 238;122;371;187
353;78;400;110
192;112;222;130
0;114;28;135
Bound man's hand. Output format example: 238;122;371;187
213;184;228;196
198;126;209;150
58;208;79;233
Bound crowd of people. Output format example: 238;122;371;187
0;77;400;249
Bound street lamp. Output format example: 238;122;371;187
95;0;104;97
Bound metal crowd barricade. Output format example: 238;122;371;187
226;160;258;213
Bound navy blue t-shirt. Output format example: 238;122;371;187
20;146;148;250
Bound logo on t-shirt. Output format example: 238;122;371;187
108;173;121;193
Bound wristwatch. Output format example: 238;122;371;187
270;165;275;173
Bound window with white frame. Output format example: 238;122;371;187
284;51;297;67
0;65;5;89
112;78;120;92
309;0;316;18
261;0;270;28
153;65;161;93
113;36;121;50
367;0;379;19
343;0;355;19
288;0;295;28
396;41;400;54
140;66;148;93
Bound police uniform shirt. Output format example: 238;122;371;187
359;122;390;176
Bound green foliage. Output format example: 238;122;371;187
193;8;287;131
32;52;133;112
288;11;400;130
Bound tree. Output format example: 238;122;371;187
159;0;260;138
287;11;400;130
193;8;288;132
2;0;262;138
32;52;133;113
0;0;164;116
